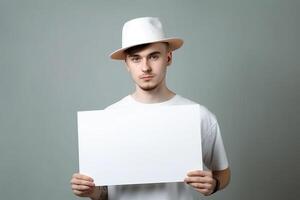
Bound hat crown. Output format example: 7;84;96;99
122;17;166;48
110;16;183;60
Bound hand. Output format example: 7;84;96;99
70;173;98;198
184;170;217;196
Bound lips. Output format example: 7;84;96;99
140;75;154;79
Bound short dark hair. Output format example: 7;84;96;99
124;42;170;57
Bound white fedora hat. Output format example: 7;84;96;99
110;17;184;60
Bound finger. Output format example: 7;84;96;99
184;176;202;183
196;188;212;196
184;176;213;184
70;179;95;187
188;182;211;189
73;189;90;196
72;173;94;182
72;184;94;191
187;170;212;177
73;189;83;195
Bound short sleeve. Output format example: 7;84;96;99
202;121;229;171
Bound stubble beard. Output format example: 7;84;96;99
138;82;158;91
140;85;157;91
137;76;165;91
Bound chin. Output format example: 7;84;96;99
139;84;158;91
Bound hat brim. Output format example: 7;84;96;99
109;38;184;60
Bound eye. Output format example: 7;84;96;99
131;57;141;63
149;54;159;60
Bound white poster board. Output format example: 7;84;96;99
77;104;202;186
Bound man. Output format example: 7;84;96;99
70;17;230;200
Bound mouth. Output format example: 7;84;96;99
140;75;154;80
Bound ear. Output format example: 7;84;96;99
167;51;172;66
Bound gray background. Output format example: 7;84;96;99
0;0;299;199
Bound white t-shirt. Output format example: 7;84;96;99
105;94;229;200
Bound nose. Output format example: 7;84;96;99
141;58;152;73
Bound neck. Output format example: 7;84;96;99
131;83;175;104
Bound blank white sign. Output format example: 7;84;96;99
77;104;202;186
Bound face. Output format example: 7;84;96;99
124;42;172;91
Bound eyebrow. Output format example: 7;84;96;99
128;51;161;58
148;51;161;56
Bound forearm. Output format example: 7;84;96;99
90;186;108;200
213;167;231;190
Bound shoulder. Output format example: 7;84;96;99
176;95;218;125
